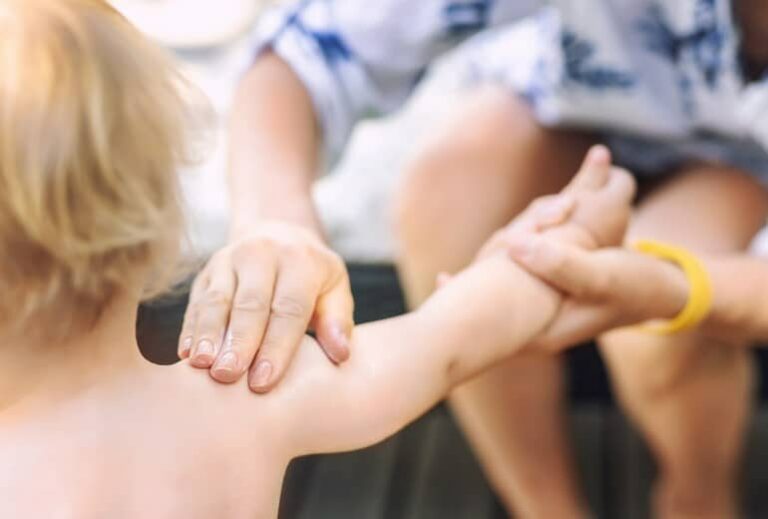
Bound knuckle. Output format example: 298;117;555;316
183;302;200;322
202;289;232;308
232;293;271;314
190;274;208;294
282;241;314;260
326;248;344;265
271;296;310;320
231;242;267;264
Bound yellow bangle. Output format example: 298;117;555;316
632;240;714;335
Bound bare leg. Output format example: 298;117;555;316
395;86;594;517
598;166;768;519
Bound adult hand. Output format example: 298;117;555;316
179;221;354;392
507;236;689;351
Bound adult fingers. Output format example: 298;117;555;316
506;235;611;299
178;272;209;359
208;255;278;384
188;262;237;368
313;268;354;364
247;256;319;392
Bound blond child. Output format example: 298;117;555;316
0;1;646;517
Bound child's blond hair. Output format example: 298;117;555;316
0;0;193;334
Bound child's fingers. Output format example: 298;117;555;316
530;194;576;232
605;166;637;205
568;144;612;191
506;194;577;236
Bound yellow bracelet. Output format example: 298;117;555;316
632;240;714;335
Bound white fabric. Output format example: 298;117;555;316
110;0;262;49
252;0;768;162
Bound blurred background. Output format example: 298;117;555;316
119;1;768;517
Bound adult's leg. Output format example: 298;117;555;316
395;86;595;517
598;166;768;518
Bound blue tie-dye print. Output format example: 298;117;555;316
520;58;550;106
691;0;725;87
286;12;354;65
253;0;768;170
636;5;682;62
637;0;726;114
444;0;494;37
561;31;635;90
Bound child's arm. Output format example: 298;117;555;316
266;254;561;456
215;146;633;458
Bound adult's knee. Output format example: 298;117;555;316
394;89;543;250
599;329;751;402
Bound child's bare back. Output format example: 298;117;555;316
0;156;632;519
0;357;289;518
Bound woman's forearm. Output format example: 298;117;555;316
704;255;768;341
228;51;324;238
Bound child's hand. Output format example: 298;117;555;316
474;194;577;260
439;145;641;351
482;145;634;260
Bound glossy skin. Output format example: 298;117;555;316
1;154;635;518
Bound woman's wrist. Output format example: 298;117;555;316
648;256;691;321
229;191;325;242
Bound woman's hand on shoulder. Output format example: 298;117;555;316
506;236;689;350
178;221;354;392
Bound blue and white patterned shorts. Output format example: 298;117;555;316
456;7;768;184
605;132;768;182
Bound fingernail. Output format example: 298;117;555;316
180;337;193;356
251;360;273;388
588;145;610;164
329;325;351;362
332;324;350;348
213;351;239;375
195;339;215;360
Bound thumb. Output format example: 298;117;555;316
507;236;607;299
313;274;355;364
